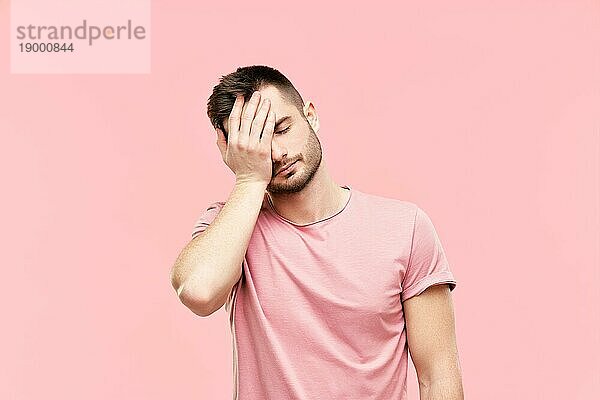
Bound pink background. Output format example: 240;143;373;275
1;1;598;399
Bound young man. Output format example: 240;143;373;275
171;65;464;400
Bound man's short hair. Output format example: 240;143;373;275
207;65;305;139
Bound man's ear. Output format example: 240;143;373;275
303;101;311;117
303;100;320;133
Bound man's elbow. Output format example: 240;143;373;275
174;278;222;317
418;372;464;400
176;285;218;317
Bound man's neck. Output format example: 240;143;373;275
267;161;349;225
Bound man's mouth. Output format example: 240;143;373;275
277;161;297;175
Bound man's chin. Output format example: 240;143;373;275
267;175;307;194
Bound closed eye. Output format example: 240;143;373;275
276;126;291;135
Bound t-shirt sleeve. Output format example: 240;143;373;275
191;201;226;239
401;206;457;302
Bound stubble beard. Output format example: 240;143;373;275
266;125;322;195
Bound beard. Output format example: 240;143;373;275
266;123;322;194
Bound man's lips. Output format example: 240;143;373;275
277;161;297;175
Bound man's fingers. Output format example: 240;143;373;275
249;98;270;145
239;91;261;145
260;108;276;150
228;94;244;144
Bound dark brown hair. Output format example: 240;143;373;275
207;65;305;139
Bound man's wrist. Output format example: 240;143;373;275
234;178;268;191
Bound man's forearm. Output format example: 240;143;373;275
419;375;464;400
171;180;266;315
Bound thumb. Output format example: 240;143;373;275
215;128;227;157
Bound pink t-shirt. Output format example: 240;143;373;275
191;184;457;400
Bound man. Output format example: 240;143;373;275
170;65;464;400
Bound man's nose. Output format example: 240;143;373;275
271;139;287;162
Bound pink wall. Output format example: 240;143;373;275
1;1;598;399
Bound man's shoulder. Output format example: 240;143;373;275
355;187;418;214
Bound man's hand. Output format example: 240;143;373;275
215;91;275;186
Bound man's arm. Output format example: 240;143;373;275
170;181;266;316
170;91;275;317
403;283;464;400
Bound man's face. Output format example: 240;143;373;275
225;85;323;194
